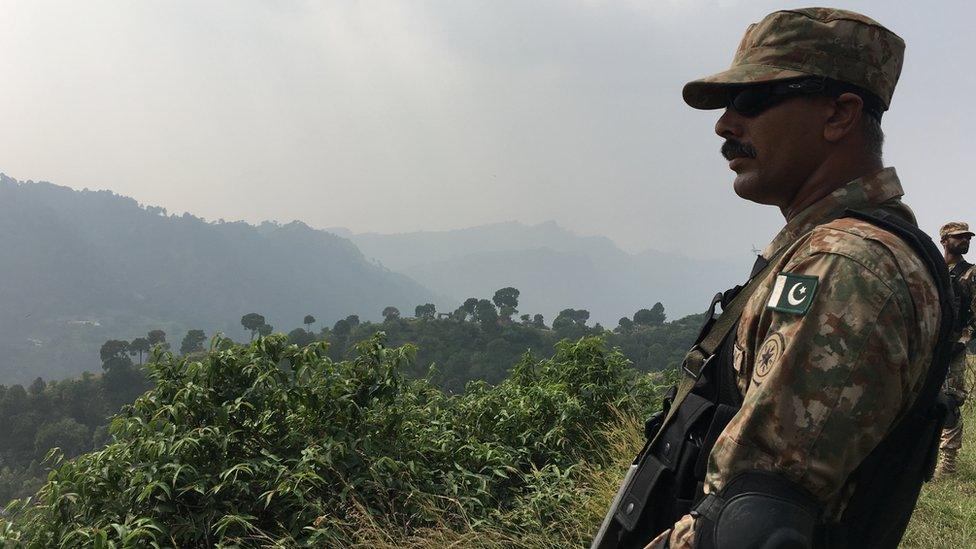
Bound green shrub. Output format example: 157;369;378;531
1;334;662;547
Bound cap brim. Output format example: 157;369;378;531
682;64;812;110
946;231;976;238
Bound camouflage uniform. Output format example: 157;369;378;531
936;222;976;476
648;9;941;548
652;170;940;547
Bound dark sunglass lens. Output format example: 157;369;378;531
730;88;771;116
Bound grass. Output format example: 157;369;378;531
344;410;646;549
359;360;976;549
902;356;976;547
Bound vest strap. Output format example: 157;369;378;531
650;248;784;448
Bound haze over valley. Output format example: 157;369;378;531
0;172;745;384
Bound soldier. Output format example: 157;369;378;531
593;8;952;549
936;221;976;477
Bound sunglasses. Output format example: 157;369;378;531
725;78;828;117
725;78;884;120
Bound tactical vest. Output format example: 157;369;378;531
949;260;973;335
593;209;955;549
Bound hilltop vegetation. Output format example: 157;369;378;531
0;295;699;509
0;319;972;546
343;220;746;326
314;298;701;392
0;334;664;546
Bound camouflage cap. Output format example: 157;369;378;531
683;8;905;111
940;222;975;239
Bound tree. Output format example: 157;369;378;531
462;298;479;320
34;418;89;460
634;303;666;327
474;299;499;329
332;319;352;336
533;314;546;329
556;308;590;326
616;317;634;334
492;287;520;320
345;315;360;327
129;337;150;364
257;324;273;337
147;330;169;350
304;315;316;330
101;341;147;408
415;303;436;320
100;339;135;395
99;340;130;365
650;302;667;324
28;377;46;396
287;328;315;347
552;309;590;337
241;313;266;340
382;307;401;322
180;330;207;355
519;314;531;325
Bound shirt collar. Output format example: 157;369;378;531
762;167;914;258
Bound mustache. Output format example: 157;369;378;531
721;139;758;161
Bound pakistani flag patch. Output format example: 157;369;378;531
766;272;819;315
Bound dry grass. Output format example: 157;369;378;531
346;409;646;549
347;362;976;549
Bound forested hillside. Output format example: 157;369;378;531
314;299;702;392
0;174;438;384
0;295;700;507
0;172;750;386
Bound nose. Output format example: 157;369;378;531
715;108;744;140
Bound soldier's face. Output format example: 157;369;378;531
714;96;829;208
945;234;971;256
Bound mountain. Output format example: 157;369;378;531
341;221;754;326
0;174;439;384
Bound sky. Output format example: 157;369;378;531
1;0;973;258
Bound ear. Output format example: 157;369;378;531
823;92;863;143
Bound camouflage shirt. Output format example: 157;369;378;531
664;167;940;547
949;261;976;344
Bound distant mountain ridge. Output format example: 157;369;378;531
0;172;753;385
0;174;440;384
339;220;753;326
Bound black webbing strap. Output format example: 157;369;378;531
817;209;955;546
844;208;955;429
950;260;971;279
649;247;786;448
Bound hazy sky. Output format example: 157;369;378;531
2;0;973;257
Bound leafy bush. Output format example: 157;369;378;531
1;334;663;546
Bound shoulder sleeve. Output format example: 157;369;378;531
706;248;928;502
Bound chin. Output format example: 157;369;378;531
732;174;765;203
731;168;784;206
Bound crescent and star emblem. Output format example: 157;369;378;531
767;272;818;314
787;282;808;306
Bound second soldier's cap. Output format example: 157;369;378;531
683;8;905;111
940;222;975;239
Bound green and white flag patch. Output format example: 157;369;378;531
766;272;819;314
